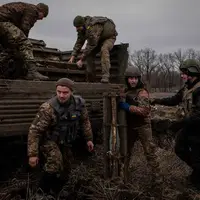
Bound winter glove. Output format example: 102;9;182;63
119;102;130;112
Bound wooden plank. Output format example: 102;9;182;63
0;99;46;104
36;60;119;67
0;79;123;137
0;123;30;136
0;80;123;93
30;38;46;47
0;113;35;121
0;111;38;116
37;67;85;75
0;118;34;124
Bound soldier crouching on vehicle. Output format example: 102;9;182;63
27;78;94;195
0;2;49;80
151;59;200;189
68;15;118;83
118;66;163;191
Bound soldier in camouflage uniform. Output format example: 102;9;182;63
119;66;162;190
27;78;94;195
151;59;200;189
68;15;118;83
0;2;49;80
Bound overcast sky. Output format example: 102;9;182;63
1;0;200;53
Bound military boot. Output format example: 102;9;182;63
38;172;64;197
101;74;109;83
24;62;49;81
38;172;53;194
187;170;200;190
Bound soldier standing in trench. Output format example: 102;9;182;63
118;66;163;192
27;78;94;196
68;15;118;83
0;2;49;80
151;59;200;189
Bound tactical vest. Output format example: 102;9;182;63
177;81;200;118
125;88;151;127
84;16;117;40
48;95;85;145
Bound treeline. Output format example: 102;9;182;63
128;48;200;92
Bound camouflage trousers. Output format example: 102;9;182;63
40;140;74;175
86;37;116;78
126;125;162;185
0;22;35;65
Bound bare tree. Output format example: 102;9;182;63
129;47;200;92
173;49;187;69
158;53;177;90
129;50;144;75
186;48;197;59
130;48;159;89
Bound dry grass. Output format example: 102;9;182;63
1;139;200;200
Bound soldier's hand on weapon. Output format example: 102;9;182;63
76;59;83;68
29;156;39;168
87;141;94;152
68;56;75;64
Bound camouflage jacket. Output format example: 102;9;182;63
27;96;93;157
0;2;40;37
125;88;151;127
71;16;118;59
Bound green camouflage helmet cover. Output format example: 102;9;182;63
124;66;141;77
180;59;200;75
73;15;85;27
37;3;49;17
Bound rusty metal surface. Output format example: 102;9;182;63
0;79;123;137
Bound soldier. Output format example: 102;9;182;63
0;2;49;80
68;15;118;83
151;59;200;189
119;66;162;191
27;78;94;195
